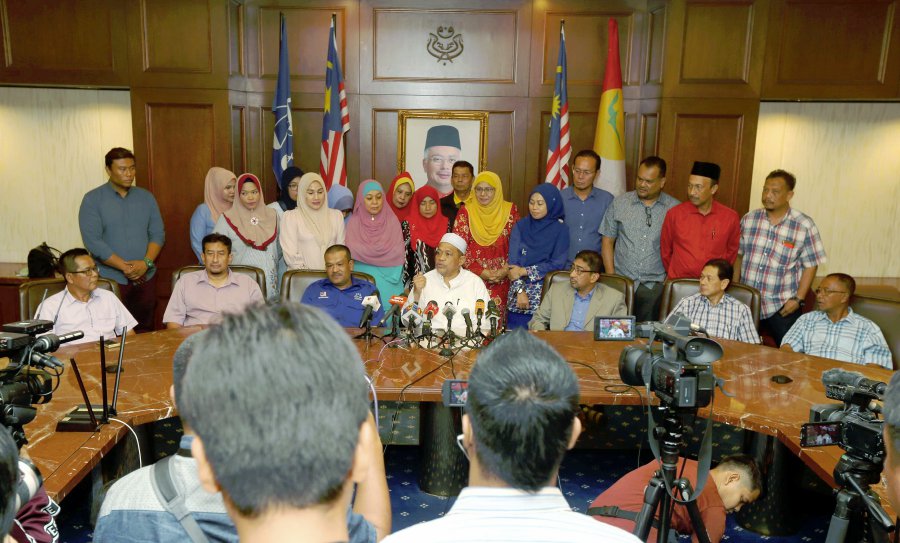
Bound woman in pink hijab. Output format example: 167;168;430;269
189;167;236;262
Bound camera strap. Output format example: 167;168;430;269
151;455;210;543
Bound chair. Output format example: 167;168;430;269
171;265;267;299
540;270;635;314
658;278;762;330
850;294;899;370
19;277;121;321
280;269;378;303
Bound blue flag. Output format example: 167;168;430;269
272;15;294;181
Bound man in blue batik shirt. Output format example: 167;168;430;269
560;150;614;267
301;245;384;327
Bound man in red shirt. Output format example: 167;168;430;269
589;455;761;543
660;162;740;280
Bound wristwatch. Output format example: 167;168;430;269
144;258;155;270
790;295;804;307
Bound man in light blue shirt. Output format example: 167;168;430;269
560;150;614;267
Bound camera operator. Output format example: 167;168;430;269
589;455;761;543
881;371;900;512
0;429;59;543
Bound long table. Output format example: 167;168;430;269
20;327;894;511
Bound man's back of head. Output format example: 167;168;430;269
466;330;580;491
180;303;371;528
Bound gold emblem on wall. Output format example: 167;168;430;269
427;26;464;65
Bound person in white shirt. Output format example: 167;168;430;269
36;248;137;344
383;331;640;543
411;233;491;336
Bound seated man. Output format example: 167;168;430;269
782;273;892;368
94;332;390;543
163;233;264;328
590;455;762;543
300;244;384;327
529;250;627;331
411;233;491;336
384;331;639;543
179;304;390;543
667;258;759;343
35;248;136;344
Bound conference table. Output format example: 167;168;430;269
17;326;895;520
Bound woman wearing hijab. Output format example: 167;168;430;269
452;171;519;318
189;167;236;263
344;180;406;309
328;184;354;224
268;166;303;219
280;173;345;270
506;184;569;329
401;185;448;287
213;173;281;301
386;172;416;223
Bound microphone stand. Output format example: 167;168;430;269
383;311;402;346
438;314;457;356
354;315;384;346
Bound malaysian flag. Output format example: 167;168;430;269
271;14;294;181
544;24;571;189
320;17;350;188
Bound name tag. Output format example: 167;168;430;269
318;291;329;299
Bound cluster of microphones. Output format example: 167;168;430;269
356;294;503;347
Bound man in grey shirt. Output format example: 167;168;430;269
79;147;165;332
600;156;679;322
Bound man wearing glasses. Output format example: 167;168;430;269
781;273;891;368
560;150;614;267
35;248;137;345
600;156;679;322
529;250;626;331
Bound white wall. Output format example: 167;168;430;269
0;87;133;262
751;102;900;278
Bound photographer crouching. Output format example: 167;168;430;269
0;427;58;543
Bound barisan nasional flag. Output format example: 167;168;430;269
544;24;571;189
320;17;350;188
593;18;626;196
271;14;294;181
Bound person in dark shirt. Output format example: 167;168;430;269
301;245;384;327
439;160;474;229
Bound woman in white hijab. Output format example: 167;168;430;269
279;172;345;270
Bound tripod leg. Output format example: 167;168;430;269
633;474;666;542
825;489;854;543
677;480;711;543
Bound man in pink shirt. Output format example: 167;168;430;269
164;233;263;328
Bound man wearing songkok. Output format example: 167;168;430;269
529;250;627;332
383;331;640;543
163;233;263;328
660;161;740;280
301;244;384;328
667;258;759;344
600;156;679;322
440;160;475;228
560;149;614;267
590;455;762;543
411;233;491;336
79;147;165;332
738;169;826;345
36;248;137;344
422;125;462;195
179;303;391;543
782;273;892;368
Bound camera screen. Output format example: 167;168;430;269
442;379;469;407
594;316;636;341
800;422;842;447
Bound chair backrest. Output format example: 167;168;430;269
658;278;761;330
19;277;121;321
850;294;899;370
540;270;635;314
280;269;378;303
172;265;267;299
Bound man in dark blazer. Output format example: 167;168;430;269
529;250;627;331
440;160;475;229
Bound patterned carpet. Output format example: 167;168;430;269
55;404;838;542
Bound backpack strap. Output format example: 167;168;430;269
150;456;210;543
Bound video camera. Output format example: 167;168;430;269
618;314;723;409
0;319;78;447
803;368;885;464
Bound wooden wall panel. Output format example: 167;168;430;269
0;0;128;86
644;1;666;87
762;0;900;99
663;0;769;98
657;98;759;215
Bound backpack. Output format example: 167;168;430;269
27;243;61;279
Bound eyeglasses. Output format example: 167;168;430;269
572;168;595;176
644;206;652;227
569;265;597;275
287;182;299;190
71;266;99;275
474;186;496;195
815;288;848;296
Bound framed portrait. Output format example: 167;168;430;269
397;110;488;194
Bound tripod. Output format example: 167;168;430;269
825;455;895;543
632;407;712;543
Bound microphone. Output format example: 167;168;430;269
425;301;439;322
402;304;423;330
32;330;85;353
461;308;474;338
487;300;499;336
474;299;485;328
442;302;457;330
358;295;381;328
822;368;886;396
377;295;407;327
